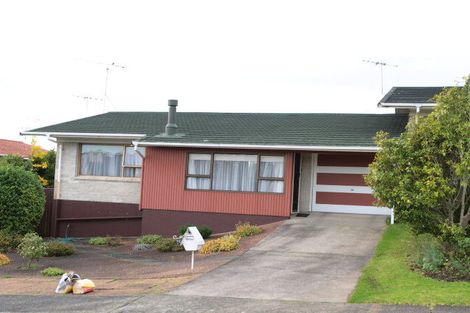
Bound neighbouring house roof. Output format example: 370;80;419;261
378;86;458;107
23;112;409;151
0;139;34;158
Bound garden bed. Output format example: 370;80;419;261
0;221;281;296
350;224;470;306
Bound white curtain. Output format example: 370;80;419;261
259;180;284;193
259;156;284;193
259;156;284;178
186;154;211;190
123;147;145;177
81;145;123;177
212;154;257;192
124;147;144;166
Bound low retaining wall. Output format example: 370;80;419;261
141;209;287;237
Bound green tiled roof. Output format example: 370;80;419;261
27;112;408;147
379;87;458;104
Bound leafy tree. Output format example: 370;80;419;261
0;165;45;234
0;154;33;171
31;139;55;187
367;79;470;234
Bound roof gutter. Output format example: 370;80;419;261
132;141;379;152
378;102;436;108
21;131;146;140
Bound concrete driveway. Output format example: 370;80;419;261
170;212;387;303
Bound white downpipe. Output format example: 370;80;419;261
133;142;145;159
390;207;395;225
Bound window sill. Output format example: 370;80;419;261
75;176;141;183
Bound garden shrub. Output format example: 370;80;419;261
0;165;46;235
17;233;46;268
137;234;163;245
45;241;75;257
155;238;183;252
0;154;33;171
438;224;470;277
88;236;122;246
0;253;11;266
88;237;108;246
178;224;192;236
199;235;240;254
411;228;470;280
178;225;213;239
197;225;213;239
41;267;65;277
235;222;263;238
0;230;22;252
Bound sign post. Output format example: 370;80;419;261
180;227;205;272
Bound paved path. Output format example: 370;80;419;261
171;213;387;302
1;294;468;313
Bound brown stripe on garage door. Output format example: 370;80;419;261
317;153;375;167
316;173;367;186
316;192;376;206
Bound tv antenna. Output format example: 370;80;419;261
363;60;398;94
76;59;126;111
73;95;104;115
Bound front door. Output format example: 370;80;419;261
297;152;317;213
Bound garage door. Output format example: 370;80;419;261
312;153;390;215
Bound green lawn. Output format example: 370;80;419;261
350;224;470;306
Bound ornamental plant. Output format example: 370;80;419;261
199;235;240;254
17;233;47;269
0;253;11;266
45;241;75;257
31;139;55;187
235;222;263;238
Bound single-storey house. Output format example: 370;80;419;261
22;87;447;237
0;138;36;158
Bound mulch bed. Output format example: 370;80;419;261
0;221;282;296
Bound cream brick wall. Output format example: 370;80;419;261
55;142;141;204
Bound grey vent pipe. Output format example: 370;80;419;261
165;99;178;135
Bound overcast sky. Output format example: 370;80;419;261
1;0;469;149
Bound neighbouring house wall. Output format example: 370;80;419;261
55;142;141;204
140;147;294;234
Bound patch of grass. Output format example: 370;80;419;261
235;222;263;238
350;224;470;306
41;267;65;277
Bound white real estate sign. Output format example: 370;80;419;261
181;226;205;271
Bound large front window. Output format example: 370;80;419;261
80;144;145;177
186;153;285;193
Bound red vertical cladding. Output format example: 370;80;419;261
141;147;294;217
